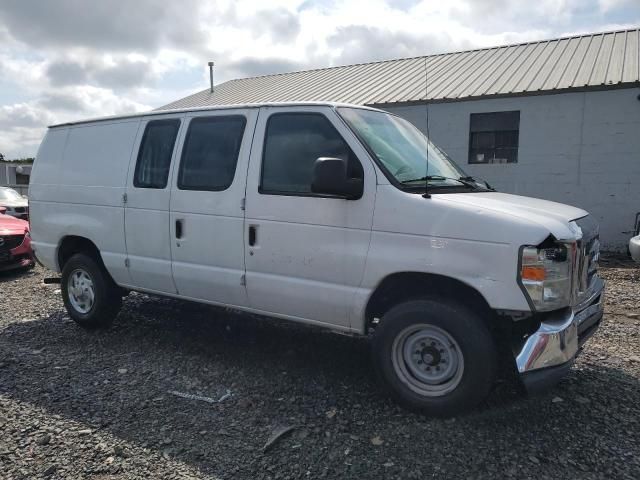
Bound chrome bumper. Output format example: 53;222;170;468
516;277;604;391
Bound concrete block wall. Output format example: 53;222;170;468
383;87;640;250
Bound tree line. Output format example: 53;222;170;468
0;153;35;163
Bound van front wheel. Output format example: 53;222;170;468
61;253;122;329
372;298;496;416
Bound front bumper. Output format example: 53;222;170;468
0;235;34;272
516;277;604;392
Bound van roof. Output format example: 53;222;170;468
49;101;383;128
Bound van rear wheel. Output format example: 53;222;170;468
372;298;496;416
61;253;122;329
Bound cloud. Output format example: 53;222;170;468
0;102;56;131
46;61;88;87
326;25;470;65
597;0;637;12
0;0;206;52
0;102;56;157
226;57;306;79
46;58;153;89
0;87;150;158
254;8;302;42
39;93;88;112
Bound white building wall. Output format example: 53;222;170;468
384;87;640;250
0;163;32;195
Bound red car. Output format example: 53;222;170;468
0;206;34;271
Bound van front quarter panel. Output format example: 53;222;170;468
349;183;553;333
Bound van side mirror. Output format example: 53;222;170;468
311;157;363;199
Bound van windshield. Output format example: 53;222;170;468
338;107;481;191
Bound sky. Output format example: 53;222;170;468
0;0;638;159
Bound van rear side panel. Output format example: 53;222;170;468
29;128;68;187
30;119;140;283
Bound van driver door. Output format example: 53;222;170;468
243;105;376;329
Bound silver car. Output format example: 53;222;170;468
0;187;29;220
630;236;640;262
630;213;640;263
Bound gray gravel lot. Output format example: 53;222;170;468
0;259;639;480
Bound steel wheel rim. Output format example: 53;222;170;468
68;268;95;314
391;324;464;397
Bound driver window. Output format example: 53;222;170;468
260;113;363;195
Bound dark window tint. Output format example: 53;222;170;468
178;116;246;191
468;111;519;164
261;113;363;195
16;173;29;185
134;119;180;188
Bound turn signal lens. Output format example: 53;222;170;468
521;265;545;281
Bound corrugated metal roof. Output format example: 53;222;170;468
161;28;640;110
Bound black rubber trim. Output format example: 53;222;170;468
520;360;574;394
516;244;538;313
578;315;603;347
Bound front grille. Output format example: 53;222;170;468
573;216;600;305
0;234;25;251
14;207;26;213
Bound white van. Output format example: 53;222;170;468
29;102;604;415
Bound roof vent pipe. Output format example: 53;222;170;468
208;61;214;93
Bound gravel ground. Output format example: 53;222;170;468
0;259;639;480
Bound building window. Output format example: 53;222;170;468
15;172;30;185
260;113;363;195
468;111;520;164
134;119;180;189
178;116;246;191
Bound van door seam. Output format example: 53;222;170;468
241;108;262;288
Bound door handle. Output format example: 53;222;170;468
248;225;257;246
176;219;183;239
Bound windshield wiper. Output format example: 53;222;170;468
460;175;495;191
401;175;481;189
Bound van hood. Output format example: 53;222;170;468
440;192;587;241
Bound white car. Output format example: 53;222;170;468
630;236;640;262
29;102;604;415
0;187;29;220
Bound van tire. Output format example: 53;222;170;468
371;298;496;416
61;253;122;329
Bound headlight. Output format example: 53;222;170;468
519;242;575;311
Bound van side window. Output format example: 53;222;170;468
178;116;246;191
134;119;180;189
261;113;363;195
